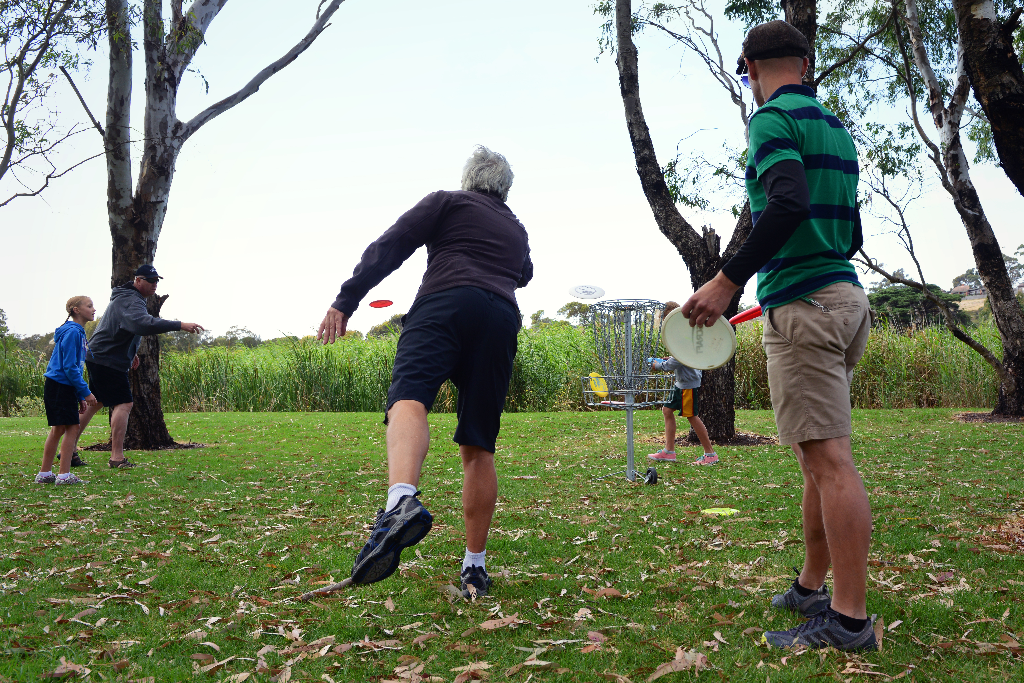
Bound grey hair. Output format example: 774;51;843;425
461;145;514;202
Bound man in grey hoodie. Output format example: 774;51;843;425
80;265;204;468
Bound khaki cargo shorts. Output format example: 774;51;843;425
762;282;871;445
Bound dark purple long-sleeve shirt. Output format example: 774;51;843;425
332;190;533;317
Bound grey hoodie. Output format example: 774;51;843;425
652;356;702;389
86;283;181;371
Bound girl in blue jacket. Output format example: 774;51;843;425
36;296;98;485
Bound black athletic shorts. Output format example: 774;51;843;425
86;360;133;407
43;378;81;426
386;286;521;453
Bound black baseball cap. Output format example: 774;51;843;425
135;264;163;280
736;20;810;75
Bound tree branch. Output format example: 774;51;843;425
0;150;105;208
180;0;346;142
59;65;105;138
855;250;1011;389
814;8;896;88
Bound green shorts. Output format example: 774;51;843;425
664;386;699;417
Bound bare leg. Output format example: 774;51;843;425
109;402;133;462
792;444;831;591
56;425;80;475
386;400;430;487
40;426;66;473
75;401;103;447
662;407;676;451
798;436;871;619
687;416;714;453
460;446;496;553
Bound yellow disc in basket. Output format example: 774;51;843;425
660;308;737;370
588;372;609;398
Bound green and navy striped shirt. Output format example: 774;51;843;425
745;84;861;309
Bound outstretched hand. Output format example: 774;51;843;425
181;322;205;334
680;271;741;328
317;307;349;345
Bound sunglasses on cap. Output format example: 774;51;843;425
741;74;750;88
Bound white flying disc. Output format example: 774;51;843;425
660;308;737;370
569;284;605;299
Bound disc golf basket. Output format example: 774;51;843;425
582;299;674;484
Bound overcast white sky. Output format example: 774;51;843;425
3;0;1022;339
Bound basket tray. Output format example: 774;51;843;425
581;373;675;409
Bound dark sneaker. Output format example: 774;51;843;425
771;568;831;617
460;565;492;599
762;608;877;651
351;493;433;585
109;457;137;469
70;451;87;467
35;471;56;484
55;473;87;485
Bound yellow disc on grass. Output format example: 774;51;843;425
701;507;740;516
588;372;609;398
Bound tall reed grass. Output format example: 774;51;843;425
733;319;1001;409
2;320;1003;416
0;349;45;417
160;325;600;414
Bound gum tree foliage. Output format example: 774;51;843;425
85;0;347;448
954;248;1023;289
556;301;591;325
368;314;404;339
868;283;968;326
1;0;105;207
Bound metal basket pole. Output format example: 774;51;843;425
624;309;636;482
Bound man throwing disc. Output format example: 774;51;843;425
318;146;533;598
681;21;873;651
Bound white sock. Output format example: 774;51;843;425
385;483;417;512
56;472;71;480
462;549;486;573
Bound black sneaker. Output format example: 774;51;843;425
351;493;432;585
70;451;87;467
460;565;492;599
762;607;877;651
109;457;137;469
771;568;831;617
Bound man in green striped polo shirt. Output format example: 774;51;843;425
681;20;875;651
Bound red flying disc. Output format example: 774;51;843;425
369;300;393;308
729;305;762;325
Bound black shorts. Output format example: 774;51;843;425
86;360;133;407
43;378;81;426
386;286;521;453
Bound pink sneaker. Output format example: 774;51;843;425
694;452;719;466
648;449;677;462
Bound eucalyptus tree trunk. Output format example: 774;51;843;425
950;0;1024;199
613;0;751;441
101;0;347;447
782;0;817;88
903;0;1024;416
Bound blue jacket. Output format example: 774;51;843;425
43;321;90;399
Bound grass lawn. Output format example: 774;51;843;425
1;409;1022;682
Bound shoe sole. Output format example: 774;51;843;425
761;631;877;651
351;508;433;585
647;456;676;462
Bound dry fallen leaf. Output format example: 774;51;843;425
385;597;396;612
596;587;624;599
413;633;438;648
479;613;519;630
450;661;491;673
597;674;634;683
574;608;593;621
647;649;709;681
588;631;608;643
873;615;885;652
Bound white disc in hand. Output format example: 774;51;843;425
660;308;736;370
